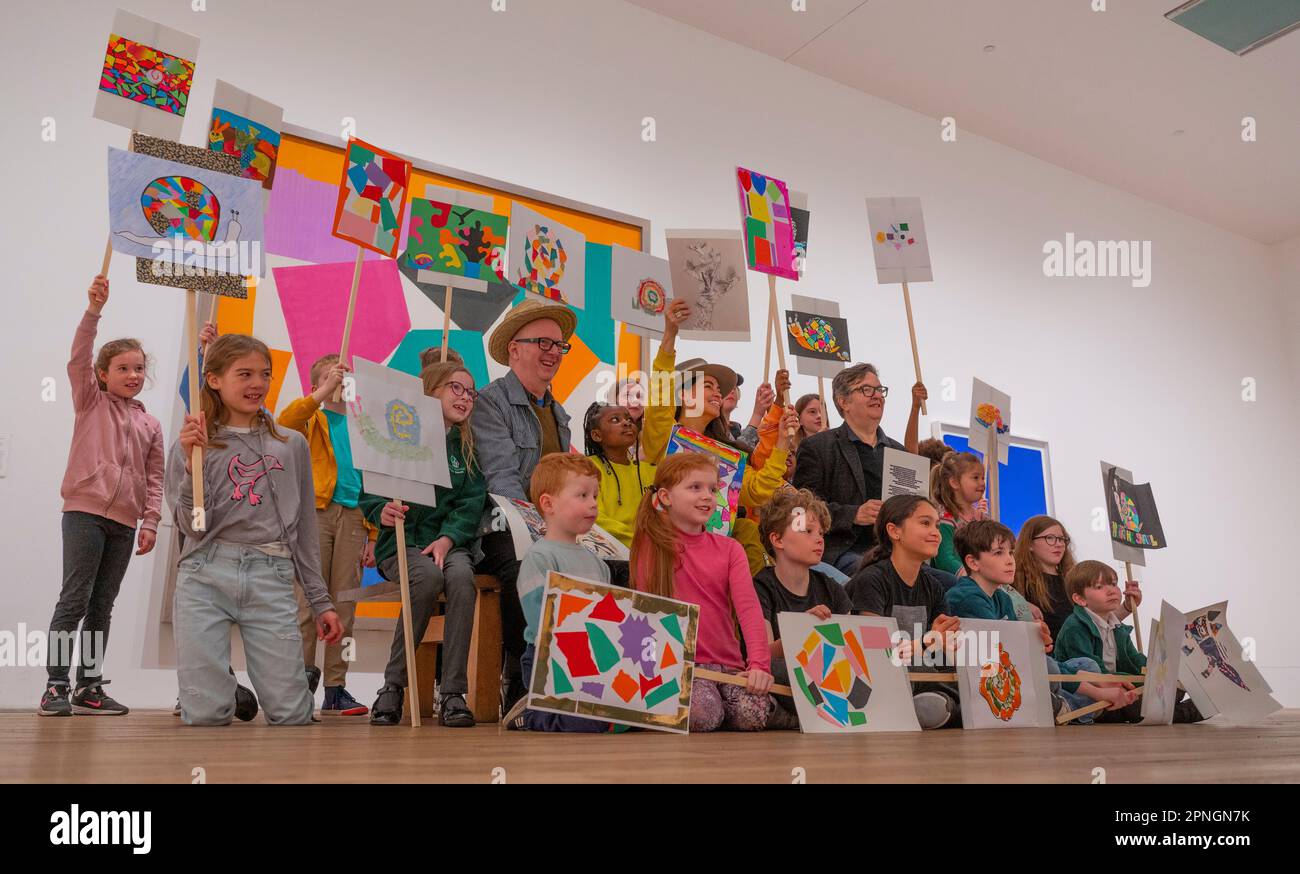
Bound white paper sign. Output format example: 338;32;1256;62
865;196;932;284
955;619;1055;730
610;244;671;340
1139;600;1187;725
882;447;931;500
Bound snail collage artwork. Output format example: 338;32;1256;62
345;357;450;508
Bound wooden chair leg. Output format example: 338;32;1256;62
467;589;502;723
409;642;438;721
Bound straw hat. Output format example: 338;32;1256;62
676;357;739;399
488;298;578;366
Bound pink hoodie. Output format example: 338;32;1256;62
60;311;164;532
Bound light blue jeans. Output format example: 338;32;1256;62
1048;655;1102;725
174;542;314;726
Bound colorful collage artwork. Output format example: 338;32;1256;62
664;426;745;536
865;196;933;284
331;138;412;258
94;11;199;138
970;377;1011;465
508;202;587;307
1104;465;1167;551
776;613;919;733
529;572;699;733
789;190;810;276
955;619;1054;730
1098;461;1147;567
736;167;798;280
1178;602;1280;725
404;198;509;289
207;80;283;189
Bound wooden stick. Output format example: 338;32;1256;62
1057;686;1144;725
334;246;365;402
900;280;927;415
1125;561;1143;654
393;500;421;727
695;667;793;698
817;376;826;421
762;274;776;384
985;425;1000;521
440;285;453;362
770;275;787;378
184;290;206;532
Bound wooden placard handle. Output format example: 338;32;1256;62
901;280;926;415
334;246;365;402
393;498;421;727
1057;686;1144;725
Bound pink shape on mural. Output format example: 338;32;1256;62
265;168;409;264
274;258;411;393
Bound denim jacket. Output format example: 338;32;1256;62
470;369;572;502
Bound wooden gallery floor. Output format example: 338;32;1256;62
6;710;1300;783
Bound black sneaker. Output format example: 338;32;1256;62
72;681;129;715
39;683;72;717
439;693;476;728
501;676;527;716
1174;698;1207;724
305;666;321;695
369;683;404;726
234;683;259;722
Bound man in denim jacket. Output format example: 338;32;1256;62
473;298;577;711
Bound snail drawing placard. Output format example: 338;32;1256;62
107;143;265;296
507;202;587;307
954;619;1054;730
865;196;933;285
776;613;919;733
345;357;450;507
609;244;672;339
664;229;750;342
208;80;283;190
94;10;199;139
529;572;699;733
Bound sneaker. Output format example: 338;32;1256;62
369;683;404;726
39;683;72;717
321;685;369;717
72;681;129;716
234;683;259;722
1174;698;1207;724
1050;692;1065;717
913;691;953;730
501;676;527;717
172;698;182;717
765;698;801;730
305;666;322;695
439;693;476;728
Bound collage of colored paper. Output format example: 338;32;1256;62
736;167;798;280
664;425;746;536
776;613;919;733
529;573;699;733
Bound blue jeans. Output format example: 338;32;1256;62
519;644;609;733
832;549;864;575
1049;655;1101;724
174;542;314;726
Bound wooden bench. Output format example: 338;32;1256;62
338;574;503;724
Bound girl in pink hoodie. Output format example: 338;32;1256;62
40;275;164;718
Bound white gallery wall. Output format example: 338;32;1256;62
1;0;1296;709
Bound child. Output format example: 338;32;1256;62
631;452;776;731
515;453;615;732
418;346;464;370
1014;515;1140;640
361;361;486;727
582;402;654;549
276;354;371;717
844;495;963;729
753;488;850;728
1056;561;1202;723
945;521;1133;720
792;393;826;450
41;274;164;717
168;334;343;725
930;451;987;574
916;438;953;468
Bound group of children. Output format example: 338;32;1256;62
43;273;1196;732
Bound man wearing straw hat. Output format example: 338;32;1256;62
473;298;577;711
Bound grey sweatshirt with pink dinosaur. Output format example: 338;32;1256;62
165;423;334;617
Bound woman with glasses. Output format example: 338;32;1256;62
1013;515;1142;640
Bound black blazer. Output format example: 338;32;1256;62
792;423;904;563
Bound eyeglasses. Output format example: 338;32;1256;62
514;337;572;355
851;384;889;399
1033;535;1070;546
443;380;479;401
